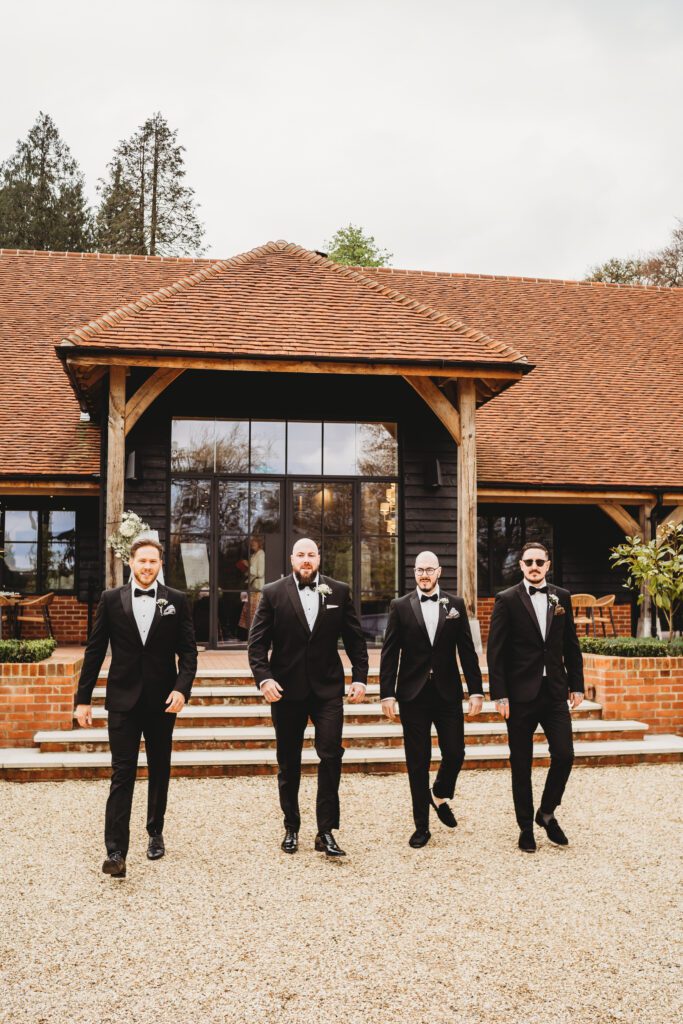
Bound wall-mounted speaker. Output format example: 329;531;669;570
425;458;442;489
125;451;141;482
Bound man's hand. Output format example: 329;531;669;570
381;698;399;722
260;679;283;704
569;691;584;710
467;695;483;718
495;698;510;720
347;682;366;704
75;704;93;728
165;690;186;714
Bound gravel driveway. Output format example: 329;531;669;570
1;764;681;1024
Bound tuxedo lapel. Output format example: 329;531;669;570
516;582;544;641
119;583;142;645
286;575;311;635
410;591;432;645
144;582;166;646
432;598;448;648
545;586;557;640
309;576;328;642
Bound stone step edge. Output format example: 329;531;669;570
37;718;647;744
3;734;683;770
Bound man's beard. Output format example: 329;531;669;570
294;568;318;584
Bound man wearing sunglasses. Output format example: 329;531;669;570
487;542;584;853
380;550;484;848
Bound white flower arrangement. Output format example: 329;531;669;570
108;510;151;561
317;583;332;596
156;598;169;609
548;593;559;606
438;595;459;619
439;597;449;606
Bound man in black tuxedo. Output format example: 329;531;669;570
380;550;484;848
248;538;368;856
75;538;197;878
486;541;584;852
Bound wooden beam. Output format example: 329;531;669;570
403;375;461;444
125;368;184;436
478;487;658;505
457;379;477;619
68;353;525;381
637;505;654;637
106;367;126;589
598;503;642;538
662;493;683;504
0;480;99;496
657;505;683;537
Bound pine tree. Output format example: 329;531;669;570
96;113;205;256
324;224;392;267
0;112;92;251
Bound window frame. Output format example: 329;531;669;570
0;506;78;595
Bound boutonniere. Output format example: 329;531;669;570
438;596;459;619
316;583;332;604
548;593;565;615
156;598;168;609
156;598;176;616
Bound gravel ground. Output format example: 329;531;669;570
1;764;681;1024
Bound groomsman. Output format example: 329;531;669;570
486;541;584;852
75;538;197;878
380;551;484;848
248;538;368;856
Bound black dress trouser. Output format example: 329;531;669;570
505;681;574;830
399;677;465;830
270;693;344;833
105;701;177;857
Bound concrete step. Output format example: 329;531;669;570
95;669;490;691
38;717;647;753
2;734;682;781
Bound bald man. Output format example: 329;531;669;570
248;538;368;856
380;551;484;847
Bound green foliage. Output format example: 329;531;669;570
610;523;683;638
96;112;205;257
325;224;392;268
585;220;683;287
585;257;648;285
0;638;57;663
667;637;683;656
0;112;92;251
579;636;669;657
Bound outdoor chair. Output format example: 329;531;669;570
0;596;15;639
15;592;55;640
571;593;597;635
593;594;617;636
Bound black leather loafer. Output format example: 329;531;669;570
518;829;537;853
147;834;165;860
430;794;457;828
281;829;298;854
314;832;346;857
102;852;126;877
535;811;569;846
409;828;431;849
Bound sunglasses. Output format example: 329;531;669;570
522;558;548;567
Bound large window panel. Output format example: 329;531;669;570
357;422;398;476
3;511;39;592
323;423;356;476
251;421;286;475
45;510;76;591
215;420;250;474
287;422;322;474
477;511;554;596
171;419;216;473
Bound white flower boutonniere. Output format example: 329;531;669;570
156;597;176;617
548;592;565;616
316;583;332;605
156;598;168;609
439;597;449;606
438;596;459;619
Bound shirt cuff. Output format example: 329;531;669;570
350;681;366;689
381;696;396;702
259;679;275;690
468;693;484;698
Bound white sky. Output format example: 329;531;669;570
2;0;682;278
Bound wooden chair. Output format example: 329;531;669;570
593;594;617;636
571;593;597;635
0;596;14;639
15;592;55;640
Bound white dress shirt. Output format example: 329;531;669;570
524;578;548;676
419;584;441;645
131;578;157;644
296;573;320;631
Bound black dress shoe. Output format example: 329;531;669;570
102;852;126;877
147;834;165;860
281;829;298;854
409;828;431;848
535;811;569;846
518;829;537;853
430;793;457;828
314;832;346;857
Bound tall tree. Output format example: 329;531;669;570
96;113;205;256
0;112;92;251
324;223;392;267
586;219;683;286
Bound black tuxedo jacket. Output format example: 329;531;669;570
486;581;584;703
75;582;198;712
379;590;483;703
247;574;368;700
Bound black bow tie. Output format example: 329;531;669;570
420;593;439;603
298;581;317;591
528;586;548;596
134;588;156;598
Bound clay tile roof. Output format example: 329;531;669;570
365;268;683;489
57;240;528;369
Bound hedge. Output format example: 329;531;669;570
0;639;57;663
579;636;677;657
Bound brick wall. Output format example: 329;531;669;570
18;595;90;645
583;654;683;735
477;597;631;646
0;651;82;747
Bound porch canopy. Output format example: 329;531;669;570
55;240;532;613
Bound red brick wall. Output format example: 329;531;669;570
477;597;631;645
18;595;90;645
584;654;683;735
0;652;82;747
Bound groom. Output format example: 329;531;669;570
248;538;368;856
75;538;197;878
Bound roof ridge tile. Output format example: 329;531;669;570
367;266;683;292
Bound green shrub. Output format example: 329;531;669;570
579;636;670;657
666;637;683;656
0;638;57;663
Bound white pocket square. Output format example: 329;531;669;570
162;605;176;616
446;608;459;619
326;604;339;609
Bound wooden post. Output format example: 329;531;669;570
106;367;126;589
457;379;478;622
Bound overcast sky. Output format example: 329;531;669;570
3;0;682;278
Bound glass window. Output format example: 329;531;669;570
1;509;77;594
168;480;211;645
477;511;554;596
251;421;286;474
323;423;356;475
45;511;76;591
215;420;249;474
287;422;322;474
3;510;39;592
291;482;322;540
357;422;398;476
171;419;215;473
